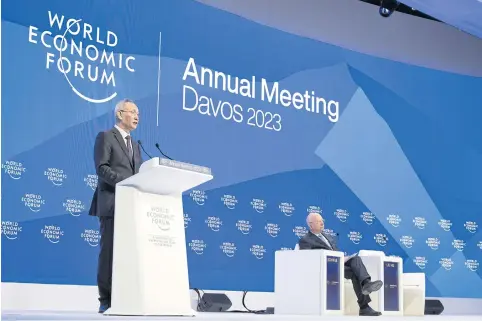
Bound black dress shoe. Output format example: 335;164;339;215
361;280;383;295
98;303;110;313
359;306;382;316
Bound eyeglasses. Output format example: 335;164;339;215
120;110;139;115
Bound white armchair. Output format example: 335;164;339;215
275;249;345;315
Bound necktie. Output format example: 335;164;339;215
318;233;333;250
125;135;133;159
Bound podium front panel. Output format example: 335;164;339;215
382;257;404;316
383;261;400;312
326;255;341;311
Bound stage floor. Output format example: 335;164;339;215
1;310;480;321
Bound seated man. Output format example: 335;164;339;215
299;212;383;316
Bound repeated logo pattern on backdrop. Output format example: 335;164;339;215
2;0;482;298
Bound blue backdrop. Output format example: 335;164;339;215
2;0;481;298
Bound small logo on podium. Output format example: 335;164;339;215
147;206;174;231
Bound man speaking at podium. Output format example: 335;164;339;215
299;212;383;316
88;99;143;313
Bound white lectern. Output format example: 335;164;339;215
103;157;213;316
274;249;345;316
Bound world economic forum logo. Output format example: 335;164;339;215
374;233;388;246
44;168;67;186
387;214;401;227
334;209;349;223
220;242;237;257
348;231;362;244
307;205;322;214
28;11;136;104
293;226;308;239
265;223;280;237
22;193;45;212
2;221;23;240
250;245;266;259
221;194;238;210
2;161;26;180
426;237;440;250
189;239;207;255
452;239;466;252
464;221;478;234
465;260;479;272
84;174;98;190
41;225;64;244
251;198;267;213
413;217;427;229
205;216;222;232
236;220;252;235
438;219;452;232
400;235;415;248
81;229;100;247
190;190;207;205
279;202;295;217
361;212;376;225
63;199;85;217
147;206;174;231
439;258;454;271
413;256;427;270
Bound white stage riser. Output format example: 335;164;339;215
2;283;482;315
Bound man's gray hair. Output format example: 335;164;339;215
114;98;134;120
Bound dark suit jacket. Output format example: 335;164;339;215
88;127;143;217
298;231;339;251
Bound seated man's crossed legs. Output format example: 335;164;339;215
344;256;383;316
